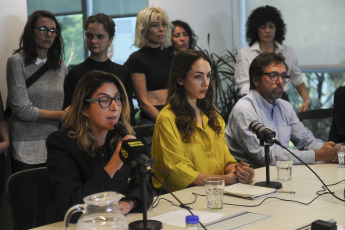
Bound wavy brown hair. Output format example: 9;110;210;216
62;70;133;156
167;49;221;143
14;10;64;70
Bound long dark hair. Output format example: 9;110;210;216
246;5;286;46
167;49;221;143
14;10;64;70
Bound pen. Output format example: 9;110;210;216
277;190;295;194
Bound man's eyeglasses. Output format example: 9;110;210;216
85;94;125;109
34;26;59;37
261;72;290;83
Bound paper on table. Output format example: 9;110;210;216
151;209;226;227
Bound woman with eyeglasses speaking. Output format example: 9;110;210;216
6;10;68;173
46;70;153;222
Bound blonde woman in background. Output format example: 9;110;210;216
125;7;174;124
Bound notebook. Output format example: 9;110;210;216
223;183;276;200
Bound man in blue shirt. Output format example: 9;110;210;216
225;53;338;168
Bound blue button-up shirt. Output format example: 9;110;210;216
225;90;323;167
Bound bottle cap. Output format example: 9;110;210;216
186;215;199;224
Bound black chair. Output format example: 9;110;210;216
6;167;51;230
297;108;334;141
133;124;155;155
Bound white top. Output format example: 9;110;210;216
235;41;305;96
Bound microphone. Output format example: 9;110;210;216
249;121;280;145
114;122;154;175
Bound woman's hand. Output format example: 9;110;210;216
234;161;255;184
119;200;134;214
104;134;137;178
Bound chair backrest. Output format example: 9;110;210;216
133;124;155;139
297;108;334;141
6;167;51;230
133;124;155;155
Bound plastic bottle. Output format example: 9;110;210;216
185;215;202;229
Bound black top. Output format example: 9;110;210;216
46;129;153;222
63;58;134;113
125;47;173;91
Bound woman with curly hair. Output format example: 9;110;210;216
167;20;198;55
6;10;67;172
235;5;311;112
152;50;254;192
46;70;153;222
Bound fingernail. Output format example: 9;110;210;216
235;165;237;168
234;171;237;174
249;164;253;168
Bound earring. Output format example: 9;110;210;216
178;80;183;85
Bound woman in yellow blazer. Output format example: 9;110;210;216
152;50;255;192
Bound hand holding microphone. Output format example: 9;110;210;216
114;122;155;175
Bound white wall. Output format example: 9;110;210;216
149;0;242;56
0;0;28;105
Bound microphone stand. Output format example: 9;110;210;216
254;139;282;189
128;157;162;230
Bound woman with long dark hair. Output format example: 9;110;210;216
152;50;254;192
6;10;67;172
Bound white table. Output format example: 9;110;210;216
32;164;345;230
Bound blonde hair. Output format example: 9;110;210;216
62;70;133;156
135;7;172;48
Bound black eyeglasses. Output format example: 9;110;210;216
261;72;290;83
34;26;59;36
85;94;125;109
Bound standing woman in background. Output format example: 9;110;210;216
167;20;198;55
125;7;174;124
6;10;67;172
63;13;134;124
235;5;311;112
0;91;9;208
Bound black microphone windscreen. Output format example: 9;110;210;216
119;139;149;163
114;122;130;137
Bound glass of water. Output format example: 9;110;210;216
337;143;345;168
275;155;293;181
204;177;225;210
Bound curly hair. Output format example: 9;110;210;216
14;10;64;70
135;7;172;48
171;20;198;49
62;70;133;157
84;13;115;38
167;49;221;143
246;5;286;46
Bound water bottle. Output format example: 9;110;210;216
185;215;202;229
